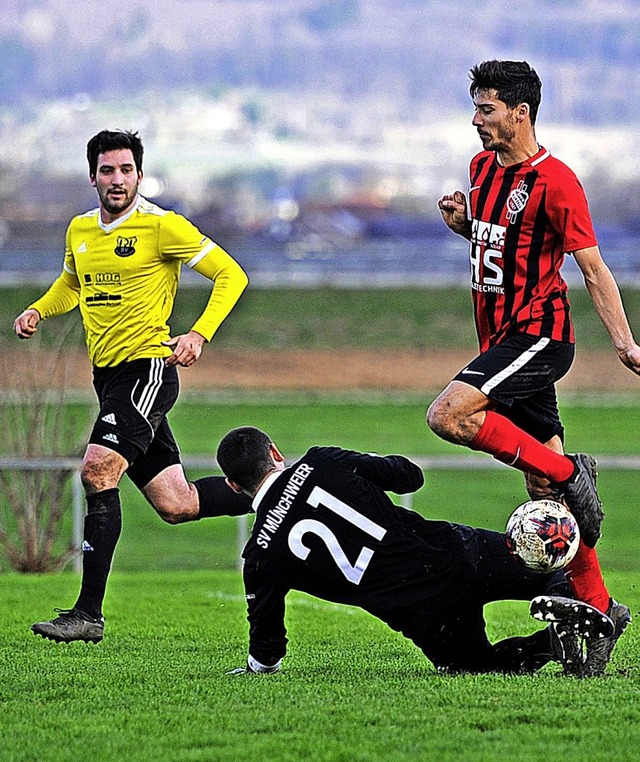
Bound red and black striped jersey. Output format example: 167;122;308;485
467;146;598;351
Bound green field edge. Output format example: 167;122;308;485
2;388;639;406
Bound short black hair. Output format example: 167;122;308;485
216;426;274;493
86;130;144;178
469;60;542;125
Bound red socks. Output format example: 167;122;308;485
470;410;574;482
564;541;611;614
471;411;610;614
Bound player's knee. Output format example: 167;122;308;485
154;501;192;524
427;392;483;445
158;510;186;525
143;471;199;524
427;397;455;438
80;465;98;493
80;458;118;494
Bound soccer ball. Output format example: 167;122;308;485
505;499;580;573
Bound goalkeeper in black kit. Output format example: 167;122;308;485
216;427;616;678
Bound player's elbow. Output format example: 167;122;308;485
226;262;248;289
236;268;249;297
410;465;425;492
395;460;425;494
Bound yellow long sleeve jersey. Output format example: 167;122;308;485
29;196;248;367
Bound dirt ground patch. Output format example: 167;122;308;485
4;347;640;393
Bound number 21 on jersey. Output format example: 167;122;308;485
288;486;387;585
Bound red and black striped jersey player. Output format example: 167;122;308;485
433;60;637;669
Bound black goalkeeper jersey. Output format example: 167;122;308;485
242;447;476;667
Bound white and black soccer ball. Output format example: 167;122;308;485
505;499;580;573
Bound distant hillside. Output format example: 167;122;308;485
3;0;640;124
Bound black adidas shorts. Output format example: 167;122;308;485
89;358;182;488
452;333;575;444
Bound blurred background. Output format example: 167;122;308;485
2;0;640;285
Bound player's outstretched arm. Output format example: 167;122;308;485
437;190;472;240
314;447;424;494
13;308;41;339
574;245;640;375
16;271;81;334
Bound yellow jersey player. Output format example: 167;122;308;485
14;129;252;644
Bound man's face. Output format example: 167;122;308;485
91;148;142;219
471;89;518;152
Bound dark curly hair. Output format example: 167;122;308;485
470;60;542;125
86;130;144;177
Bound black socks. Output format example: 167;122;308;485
74;488;122;620
193;476;252;518
71;478;252;619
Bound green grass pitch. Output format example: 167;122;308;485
2;284;640;760
1;396;640;761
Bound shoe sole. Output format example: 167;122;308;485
31;626;103;644
530;595;613;640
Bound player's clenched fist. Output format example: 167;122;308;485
437;190;471;238
13;308;41;339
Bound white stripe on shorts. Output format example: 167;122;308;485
134;358;164;419
480;336;550;396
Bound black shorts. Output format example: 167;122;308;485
89;358;182;488
416;527;571;673
453;334;575;443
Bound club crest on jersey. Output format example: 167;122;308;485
114;236;137;257
506;180;529;223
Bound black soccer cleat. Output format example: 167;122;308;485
583;599;632;677
558;453;604;547
31;608;104;644
547;622;583;676
530;595;614;677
